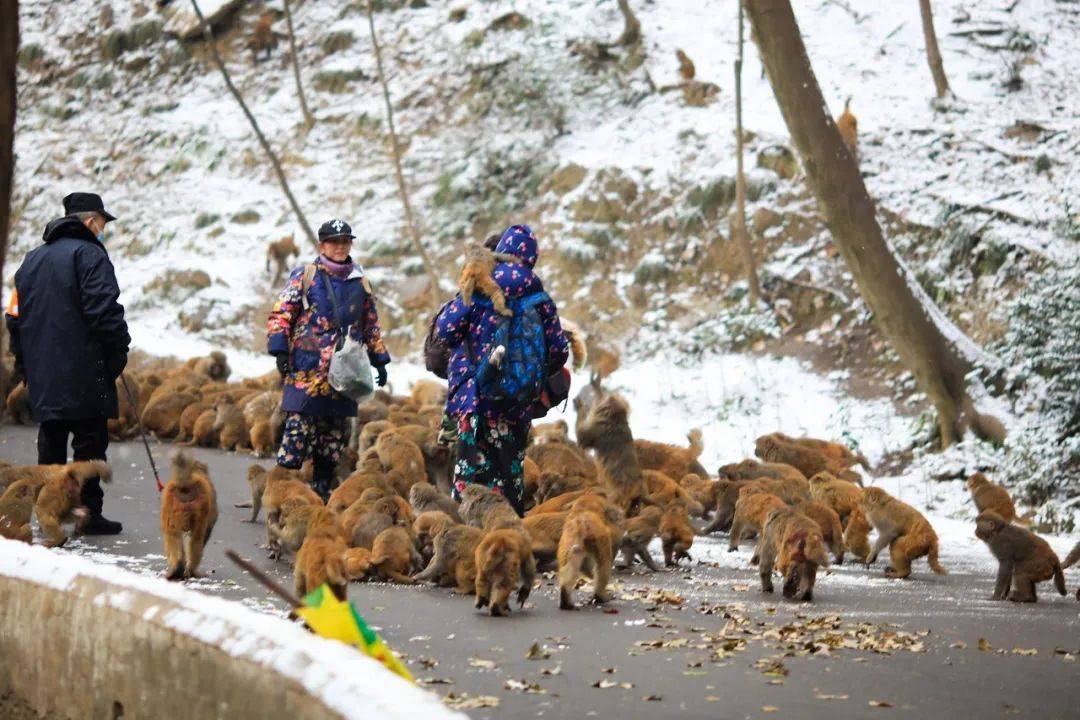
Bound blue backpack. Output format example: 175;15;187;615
473;292;550;407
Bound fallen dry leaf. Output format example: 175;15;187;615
643;694;663;702
978;638;993;652
468;657;496;669
504;679;547;694
762;706;779;713
540;664;562;676
815;694;849;700
1012;647;1038;656
705;695;720;702
444;693;500;710
526;642;551;660
602;667;616;674
950;641;967;649
593;680;618;689
732;584;750;593
869;700;893;708
419;677;453;685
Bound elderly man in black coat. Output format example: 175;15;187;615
5;192;130;534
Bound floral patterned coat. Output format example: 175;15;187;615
267;259;391;417
436;225;569;423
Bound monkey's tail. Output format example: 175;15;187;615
1063;541;1080;571
1052;561;1067;596
927;537;948;575
68;460;112;485
560;318;589;371
687;428;704;459
844;95;852;112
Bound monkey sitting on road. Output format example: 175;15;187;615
728;491;787;555
459;484;522;531
295;508;349;599
618;505;662;572
458;243;524;317
370;526;423;584
660;500;695;567
160;451;218;580
414;522;484;593
409;482;462;523
28;461;113;548
974;510;1066;603
413;510;455;563
861;487;946;579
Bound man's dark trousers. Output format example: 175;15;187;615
38;417;109;516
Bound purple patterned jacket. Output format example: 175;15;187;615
436;225;569;423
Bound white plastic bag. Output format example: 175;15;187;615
328;334;375;403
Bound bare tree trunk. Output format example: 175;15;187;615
732;0;761;303
918;0;950;99
613;0;642;47
0;0;17;293
282;0;314;130
745;0;1002;448
365;0;440;306
190;0;317;248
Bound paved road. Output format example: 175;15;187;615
1;425;1078;719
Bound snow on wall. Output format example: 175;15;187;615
0;538;466;720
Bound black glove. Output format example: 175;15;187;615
104;352;128;380
275;353;290;378
375;364;388;388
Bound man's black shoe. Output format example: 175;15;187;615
81;513;123;535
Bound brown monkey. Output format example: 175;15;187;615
34;461;113;548
414;523;484;592
755;434;850;482
160;451;218;580
757;507;830;601
249;11;279;63
676;49;696;81
265;234;298;282
557;495;620;609
644;470;705;516
769;432;869;470
585;333;620;380
618;505;662;572
660;501;695;567
413;510;455;561
526;442;597;484
212;397;249;451
527;489;594;516
966;472;1017;524
796;500;845;564
343;547;373;581
142;390;200;439
729;492;787;554
635;429;708;484
861;487;947;578
719;458;807;485
534;471;591;506
679;473;719;519
410;379;447;408
575;392;646;512
340;497;401;550
475;527;535;616
459;484;521;530
0;481;35;543
189;351;231;381
699;479;749;534
327;469;393;516
556;319;589;371
842;506;872;564
294;508;349;599
530;420;571;445
5;383;33;425
458;243;523;316
109;376;141;440
273;501;328;557
235;464;268;523
409;482;462;523
262;465;321;558
187;408;219;448
249;419;279;457
370;526;422;584
523;511;568;569
375;432;427;492
975;511;1066;602
836;96;858;156
359;420;394;452
177;400;211;443
808;472;863;525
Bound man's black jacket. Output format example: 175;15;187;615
6;216;130;421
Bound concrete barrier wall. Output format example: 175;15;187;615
0;540;464;720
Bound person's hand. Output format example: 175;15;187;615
105;352;127;380
375;364;388;388
275;353;290;378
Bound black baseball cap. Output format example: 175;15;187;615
63;192;117;222
318;218;355;241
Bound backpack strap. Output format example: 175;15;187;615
300;263;318;311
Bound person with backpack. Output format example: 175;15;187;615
267;219;391;501
435;224;570;516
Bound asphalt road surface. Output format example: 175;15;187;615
1;425;1078;720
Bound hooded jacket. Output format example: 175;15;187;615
436;225;569;423
6;216;130;422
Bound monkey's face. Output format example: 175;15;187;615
861;487;885;511
974;511;1004;540
966;474;986;492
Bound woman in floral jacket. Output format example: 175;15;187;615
267;219;391;500
436;224;569;515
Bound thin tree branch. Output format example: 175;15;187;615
282;0;314;131
733;0;762;303
190;0;317;248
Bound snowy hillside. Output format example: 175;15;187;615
7;0;1078;519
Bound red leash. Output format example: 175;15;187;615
119;374;164;492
